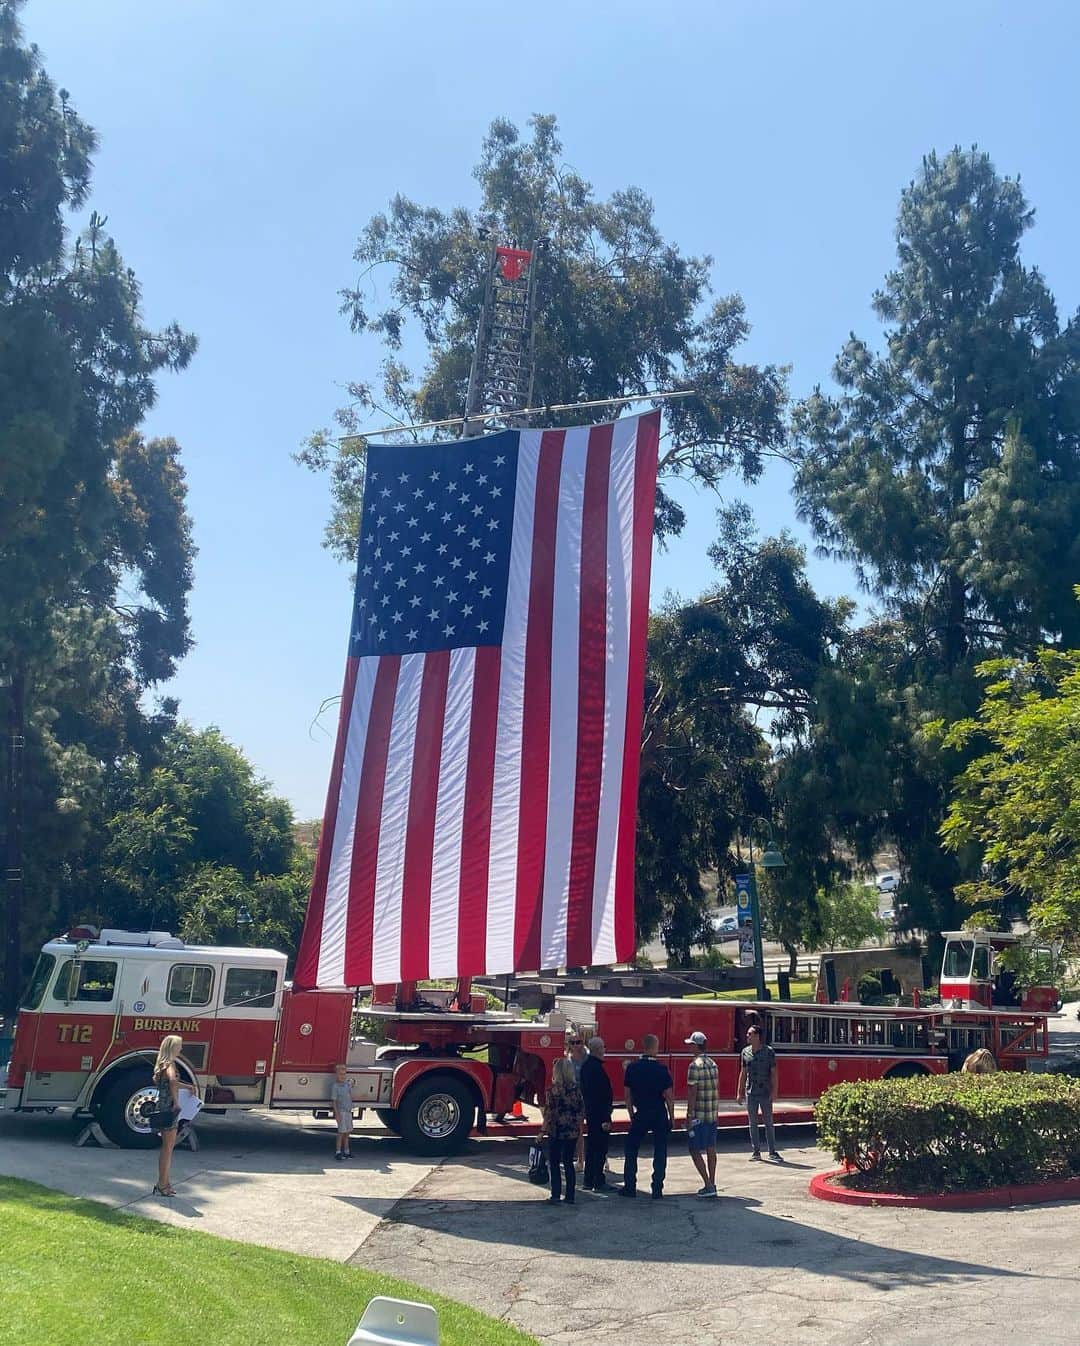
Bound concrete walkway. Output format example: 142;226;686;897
0;1107;438;1260
349;1130;1080;1346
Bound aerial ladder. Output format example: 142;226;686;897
462;237;544;438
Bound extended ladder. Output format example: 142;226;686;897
462;240;542;438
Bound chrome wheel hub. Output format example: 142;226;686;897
417;1093;460;1140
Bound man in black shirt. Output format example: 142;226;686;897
620;1033;675;1198
580;1035;614;1191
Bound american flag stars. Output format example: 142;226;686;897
349;433;518;656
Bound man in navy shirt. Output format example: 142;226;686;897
620;1034;675;1198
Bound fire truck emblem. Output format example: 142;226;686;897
133;1000;146;1013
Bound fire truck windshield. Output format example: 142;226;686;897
942;940;974;978
19;953;56;1010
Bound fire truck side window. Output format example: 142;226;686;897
51;959;117;1003
223;967;278;1007
168;963;214;1007
973;945;991;980
20;953;56;1009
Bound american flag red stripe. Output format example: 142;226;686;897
294;411;659;987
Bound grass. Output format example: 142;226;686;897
685;977;817;1002
0;1177;538;1346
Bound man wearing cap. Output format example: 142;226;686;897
685;1031;720;1198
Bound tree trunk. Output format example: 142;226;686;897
783;941;799;978
3;664;25;1019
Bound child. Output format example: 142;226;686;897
332;1064;353;1160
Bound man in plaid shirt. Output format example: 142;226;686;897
685;1031;720;1198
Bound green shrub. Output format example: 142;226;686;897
816;1071;1080;1193
857;972;882;1003
690;947;735;970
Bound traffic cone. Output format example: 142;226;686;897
511;1099;524;1118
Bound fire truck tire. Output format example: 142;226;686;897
398;1075;477;1154
377;1107;403;1134
96;1068;160;1149
884;1063;929;1080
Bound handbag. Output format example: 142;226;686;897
143;1102;179;1133
527;1143;549;1185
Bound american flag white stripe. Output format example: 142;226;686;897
369;653;425;984
590;416;639;964
293;412;660;989
426;648;475;979
316;657;379;987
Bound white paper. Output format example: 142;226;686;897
177;1088;203;1124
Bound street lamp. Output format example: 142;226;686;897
746;818;785;1002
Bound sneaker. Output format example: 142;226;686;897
696;1185;717;1197
619;1186;637;1198
749;1151;762;1161
768;1151;784;1163
334;1152;345;1162
563;1196;575;1204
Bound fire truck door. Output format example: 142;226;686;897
23;957;120;1105
210;964;281;1086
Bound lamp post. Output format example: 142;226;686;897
746;818;786;1002
236;905;253;944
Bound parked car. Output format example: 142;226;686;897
710;913;739;940
876;873;899;894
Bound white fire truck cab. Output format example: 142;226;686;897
0;927;389;1147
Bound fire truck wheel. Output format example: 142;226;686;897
398;1075;476;1154
377;1107;403;1134
97;1068;160;1149
884;1063;929;1080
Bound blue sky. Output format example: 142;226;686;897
25;0;1080;819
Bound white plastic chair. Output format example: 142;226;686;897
347;1297;439;1346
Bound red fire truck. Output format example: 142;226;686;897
0;924;1052;1154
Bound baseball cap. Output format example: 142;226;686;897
684;1031;707;1046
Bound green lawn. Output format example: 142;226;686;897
1;1178;537;1346
685;977;817;1002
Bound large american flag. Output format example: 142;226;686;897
293;411;659;988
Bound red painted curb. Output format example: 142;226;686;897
809;1169;1080;1211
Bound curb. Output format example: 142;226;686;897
809;1169;1080;1211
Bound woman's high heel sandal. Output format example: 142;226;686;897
153;1184;177;1197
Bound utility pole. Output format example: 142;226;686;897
462;236;544;438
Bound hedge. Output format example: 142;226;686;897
816;1072;1080;1193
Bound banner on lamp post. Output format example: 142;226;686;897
735;874;755;968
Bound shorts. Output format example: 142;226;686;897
687;1120;718;1150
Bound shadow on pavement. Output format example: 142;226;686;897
337;1185;1039;1286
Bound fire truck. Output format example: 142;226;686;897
0;924;1053;1154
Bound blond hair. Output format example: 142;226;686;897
154;1034;183;1078
550;1057;576;1091
962;1048;997;1075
